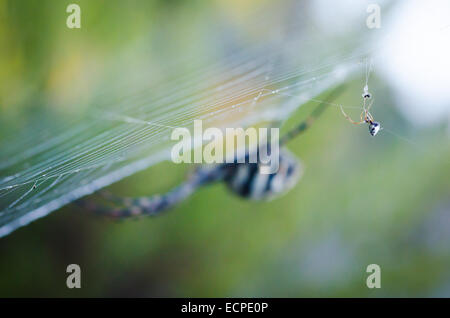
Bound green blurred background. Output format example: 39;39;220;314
0;0;449;297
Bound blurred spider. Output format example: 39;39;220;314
339;87;381;136
78;85;347;218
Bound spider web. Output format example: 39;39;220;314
0;2;375;237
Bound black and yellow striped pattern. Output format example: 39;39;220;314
223;149;301;200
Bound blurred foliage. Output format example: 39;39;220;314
0;0;449;297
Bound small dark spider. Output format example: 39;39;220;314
340;86;381;136
78;85;347;218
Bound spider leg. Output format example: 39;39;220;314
77;165;227;219
366;107;375;123
280;84;348;145
360;109;365;123
339;105;365;125
98;190;134;206
365;99;375;122
77;182;199;218
366;98;374;112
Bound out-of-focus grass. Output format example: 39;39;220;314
0;0;449;297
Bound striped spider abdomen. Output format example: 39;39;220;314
223;148;302;200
